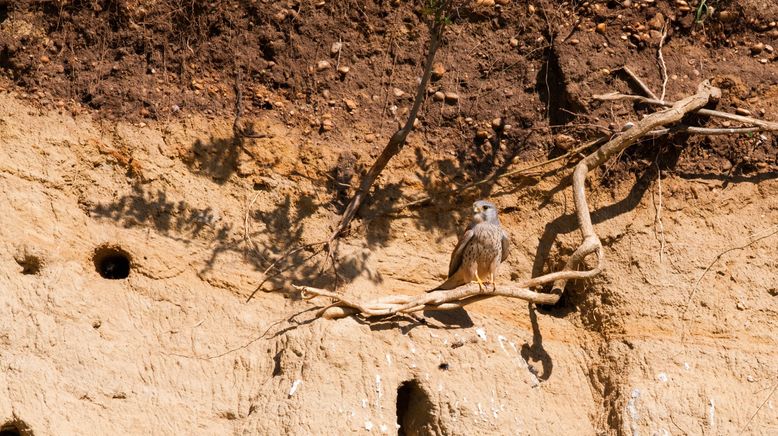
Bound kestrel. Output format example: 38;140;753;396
430;200;510;292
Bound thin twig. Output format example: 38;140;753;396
684;225;778;315
647;126;765;136
621;66;658;100
246;241;328;302
738;380;778;435
657;25;669;102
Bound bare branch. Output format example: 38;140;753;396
552;80;720;292
327;2;450;246
620;66;659;100
593;92;778;131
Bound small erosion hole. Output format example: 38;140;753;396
0;419;32;436
93;245;131;279
396;380;436;436
15;254;42;275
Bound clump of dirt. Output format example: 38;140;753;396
1;0;775;192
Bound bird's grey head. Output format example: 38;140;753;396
471;200;499;224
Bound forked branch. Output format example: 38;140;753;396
293;77;777;319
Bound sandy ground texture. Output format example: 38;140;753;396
1;1;778;435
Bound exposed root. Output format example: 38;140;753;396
294;267;595;319
657;26;669;102
295;77;777;320
551;80;719;292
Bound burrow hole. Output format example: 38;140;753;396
0;419;32;436
93;245;131;279
15;254;42;275
396;380;436;436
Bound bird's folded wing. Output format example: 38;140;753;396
500;229;510;262
448;227;475;277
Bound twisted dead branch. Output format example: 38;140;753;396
296;79;772;319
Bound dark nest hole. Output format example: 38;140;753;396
15;254;42;275
0;419;32;436
93;245;132;279
396;380;437;436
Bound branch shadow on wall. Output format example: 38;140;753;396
360;129;539;250
90;181;375;298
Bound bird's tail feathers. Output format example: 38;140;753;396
427;270;466;292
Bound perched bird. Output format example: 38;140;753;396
429;200;510;292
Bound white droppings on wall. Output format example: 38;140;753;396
288;379;302;397
708;398;716;431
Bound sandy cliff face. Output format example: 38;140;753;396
1;91;776;435
2;0;778;434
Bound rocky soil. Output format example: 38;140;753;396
1;1;777;435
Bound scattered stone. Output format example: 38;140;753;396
393;88;405;98
475;0;495;6
343;99;357;112
509;38;519;47
464;117;474;124
718;10;736;23
750;42;765;54
317;60;331;71
139;107;150;117
623;0;632;6
444;92;459;104
759;58;769;64
570;38;580;45
736;301;746;311
769;29;778;39
432;91;445;102
365;133;376;143
648;13;665;30
765;44;774;54
322;89;331;99
528;4;536;14
40;55;50;63
330;42;342;55
475;130;489;140
431;63;446;80
491;117;503;130
649;30;662;40
321;118;334;132
337;66;350;75
596;23;607;34
554;134;576;151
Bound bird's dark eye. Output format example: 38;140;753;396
482;205;488;210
